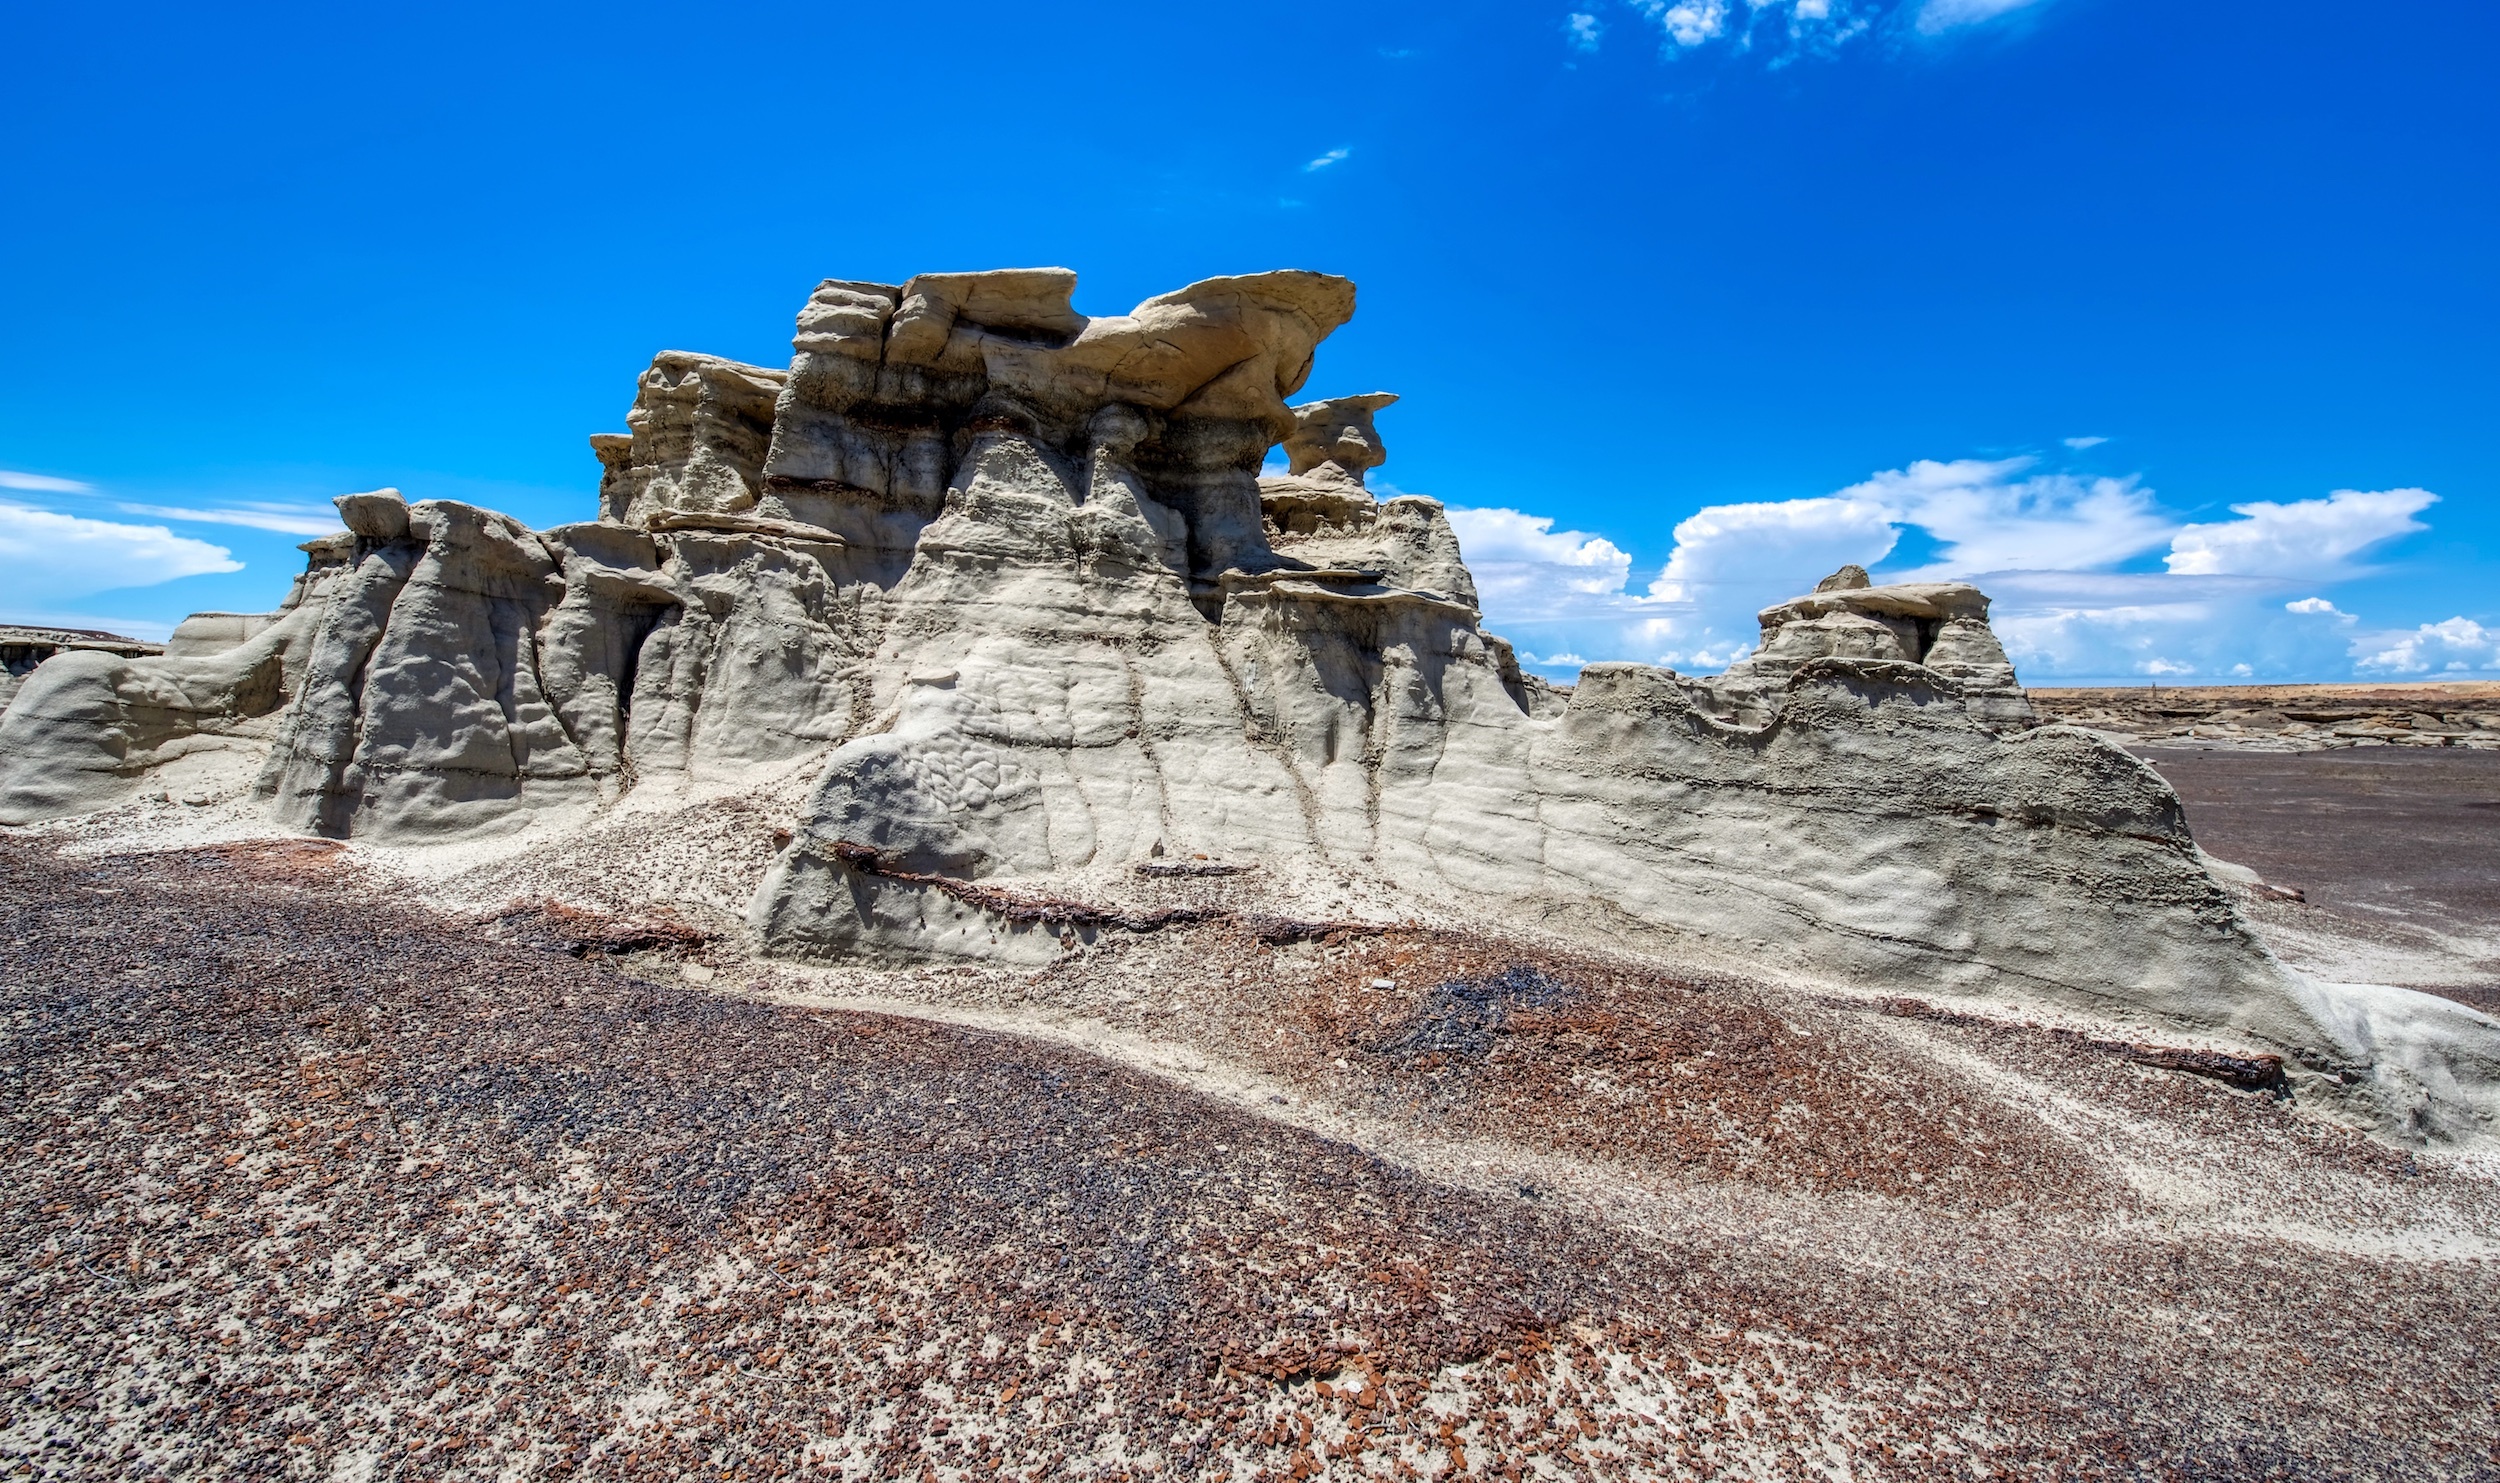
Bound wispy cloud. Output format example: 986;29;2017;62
110;500;344;537
1304;147;1351;172
0;466;346;537
1914;0;2048;34
2164;488;2434;579
1565;12;1603;50
0;503;242;607
0;469;95;493
2061;435;2107;450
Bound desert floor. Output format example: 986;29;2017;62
3;746;2497;1481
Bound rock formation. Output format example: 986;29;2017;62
0;267;2492;1146
0;625;162;712
1702;564;2037;730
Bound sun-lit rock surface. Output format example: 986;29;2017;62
0;267;2492;1148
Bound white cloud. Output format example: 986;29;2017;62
1454;459;2173;676
1522;650;1588;670
1565;12;1603;50
1304;148;1351;172
2061;435;2107;450
0;503;242;606
1649;495;1898;603
1844;457;2174;579
1664;639;1754;669
1614;0;2045;57
0;469;95;493
1638;0;1730;46
111;500;343;537
1915;0;2047;32
2354;617;2500;676
2164;488;2435;578
1443;507;1634;620
1446;453;2467;685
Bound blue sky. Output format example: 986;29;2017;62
2;0;2493;683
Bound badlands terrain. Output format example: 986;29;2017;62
2;268;2496;1479
4;769;2497;1481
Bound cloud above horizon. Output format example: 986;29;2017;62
0;470;344;628
2164;487;2436;579
0;503;242;606
1446;452;2463;683
2355;617;2500;676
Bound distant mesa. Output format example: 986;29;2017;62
0;266;2491;1148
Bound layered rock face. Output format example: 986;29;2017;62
1703;564;2037;730
0;266;2491;1145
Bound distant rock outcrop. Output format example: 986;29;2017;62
1702;568;2037;730
0;626;164;714
0;267;2491;1147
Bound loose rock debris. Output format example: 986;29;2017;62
4;836;2498;1480
490;899;716;959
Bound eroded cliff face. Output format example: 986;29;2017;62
0;266;2492;1146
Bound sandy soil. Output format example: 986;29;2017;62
5;833;2497;1480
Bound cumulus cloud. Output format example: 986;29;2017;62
1640;0;1731;47
1304;147;1351;172
2354;618;2500;676
1452;458;2179;675
2164;488;2435;578
1565;12;1603;50
0;503;242;607
1649;495;1898;605
1445;441;2473;683
1839;458;2173;578
1443;507;1634;620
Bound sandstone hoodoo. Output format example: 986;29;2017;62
0;266;2492;1147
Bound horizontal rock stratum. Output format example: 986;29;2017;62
0;267;2493;1147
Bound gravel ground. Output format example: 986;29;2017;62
4;834;2498;1480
